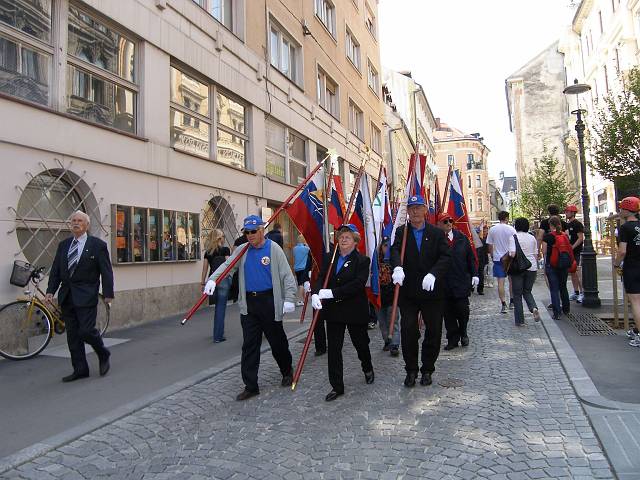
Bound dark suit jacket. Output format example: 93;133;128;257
390;223;451;300
444;230;478;299
47;235;114;308
313;249;370;325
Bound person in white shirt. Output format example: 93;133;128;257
508;217;541;325
486;211;516;314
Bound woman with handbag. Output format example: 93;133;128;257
201;229;231;342
507;217;540;326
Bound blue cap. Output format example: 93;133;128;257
338;224;358;233
243;215;265;230
407;194;426;206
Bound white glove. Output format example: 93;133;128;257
392;266;405;286
471;276;479;287
204;279;216;295
282;301;295;314
422;273;436;291
318;289;334;300
311;294;323;310
303;281;311;293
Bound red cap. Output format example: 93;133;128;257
565;205;578;213
619;196;640;213
438;212;453;222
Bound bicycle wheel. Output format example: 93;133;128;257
0;300;53;360
96;298;110;336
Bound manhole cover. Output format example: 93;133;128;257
566;313;616;336
438;377;464;388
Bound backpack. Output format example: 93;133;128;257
549;231;576;271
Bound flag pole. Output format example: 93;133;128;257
440;165;453;214
292;149;370;390
181;154;330;326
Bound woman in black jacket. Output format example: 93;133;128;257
311;224;374;401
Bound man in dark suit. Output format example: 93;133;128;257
46;211;114;382
391;195;451;387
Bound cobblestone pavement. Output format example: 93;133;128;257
2;291;614;480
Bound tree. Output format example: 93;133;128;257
518;144;578;223
590;67;640;183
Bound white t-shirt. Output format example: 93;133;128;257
486;223;517;261
509;231;538;271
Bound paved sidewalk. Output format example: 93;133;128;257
1;292;615;479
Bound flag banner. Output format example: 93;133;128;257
410;153;427;198
348;191;366;254
447;170;479;266
390;154;416;246
373;169;388;240
286;168;326;270
328;175;347;229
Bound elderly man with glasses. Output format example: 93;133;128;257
204;215;297;401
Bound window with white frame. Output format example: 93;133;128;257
345;27;360;70
67;5;138;134
476;175;481;188
468;175;472;189
348;100;364;139
315;0;336;37
367;60;379;95
0;0;52;106
371;122;381;153
365;4;376;38
265;118;307;185
191;0;234;32
447;154;455;165
170;65;248;169
469;198;473;212
270;20;300;85
477;196;483;212
317;67;339;118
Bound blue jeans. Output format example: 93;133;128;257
213;277;231;341
377;305;400;347
546;265;570;317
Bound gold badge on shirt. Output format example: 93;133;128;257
261;256;271;266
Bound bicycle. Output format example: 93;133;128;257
0;261;110;360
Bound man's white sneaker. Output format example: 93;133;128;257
569;293;578;301
629;338;640;347
577;293;584;304
295;301;304;307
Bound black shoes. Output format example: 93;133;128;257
62;372;89;383
444;343;458;351
99;353;110;377
461;336;469;347
404;372;417;387
389;346;400;357
325;390;343;402
382;341;390;352
364;370;375;384
281;372;293;387
236;389;259;401
420;373;433;386
314;349;326;356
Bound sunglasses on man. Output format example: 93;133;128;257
245;229;259;234
440;219;453;225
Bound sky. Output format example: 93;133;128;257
378;0;577;178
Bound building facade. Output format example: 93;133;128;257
0;0;385;326
433;120;491;226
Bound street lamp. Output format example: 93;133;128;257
563;79;601;308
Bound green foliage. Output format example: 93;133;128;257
518;144;578;222
590;67;640;180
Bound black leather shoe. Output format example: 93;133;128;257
404;372;417;387
364;370;374;384
420;373;433;386
99;355;110;377
390;347;400;357
325;390;343;402
236;389;259;401
443;343;458;351
62;372;89;383
461;336;469;347
314;349;326;356
281;372;293;387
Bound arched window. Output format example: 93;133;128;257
201;195;239;247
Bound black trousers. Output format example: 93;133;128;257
326;322;372;393
399;298;444;374
477;263;486;293
62;298;109;375
443;297;470;345
314;315;327;352
240;295;293;392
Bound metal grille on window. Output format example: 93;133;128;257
8;158;107;271
201;191;240;249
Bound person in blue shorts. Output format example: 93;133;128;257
486;211;516;314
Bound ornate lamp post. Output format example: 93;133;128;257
563;79;601;308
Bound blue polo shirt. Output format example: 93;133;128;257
244;239;273;292
293;243;310;272
412;225;425;253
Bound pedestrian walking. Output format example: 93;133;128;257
542;216;573;320
46;211;114;382
487;211;517;313
565;205;584;303
376;237;400;356
311;224;374;402
201;229;231;343
508;217;540;326
476;224;490;295
391;195;451;387
437;213;478;350
293;235;311;306
265;222;284;248
204;215;297;401
537;204;569;310
614;197;640;328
